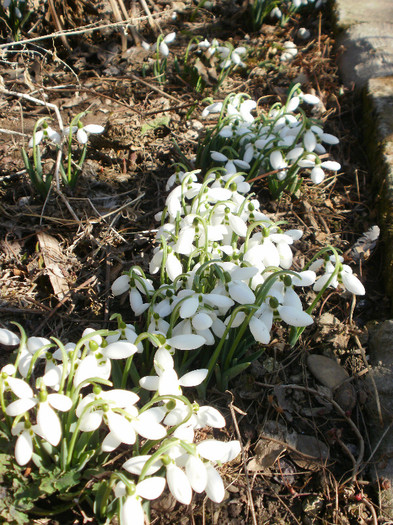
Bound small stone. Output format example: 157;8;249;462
307;354;349;389
291;435;330;471
334;382;357;413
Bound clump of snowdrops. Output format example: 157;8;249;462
0;0;30;41
249;0;327;31
197;84;341;198
22;112;104;198
0;324;240;523
2;86;366;523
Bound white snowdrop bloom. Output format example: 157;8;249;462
270;6;282;18
270;150;287;170
29;126;61;147
17;336;50;377
140;363;207;396
116;477;166;525
298;27;311;39
73;353;111;387
7;390;72;448
0;328;20;346
202;102;223;117
75;124;105;145
340;266;365;295
286;96;300;113
301;93;321;105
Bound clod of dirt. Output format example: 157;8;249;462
291;435;330;471
334;382;357;413
307;354;349;389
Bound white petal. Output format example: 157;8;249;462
211;151;228;162
197;439;228;461
341;271;365;295
6;397;36;416
37;402;62;446
180;296;199;319
321;160;341;171
133;413;167;440
166;334;205;350
123;455;162;475
102;341;138;359
205;464;225;503
107;411;136;445
0;328;20;346
166;252;183;281
101;432;121;452
121;495;144;525
278;306;313;327
163;31;176;43
159;41;169;56
79;411;103;432
179;369;208;387
249;316;271;344
47;393;72;412
100;389;140;407
196;406;226;428
310;166;325;184
186;455;207;493
112;274;130;295
77;128;88;144
83;124;104;134
166;464;192;504
228;215;248;237
15;430;33;466
7;377;33;399
228;282;255;304
136;477;166;500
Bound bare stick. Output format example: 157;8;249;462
0;85;64;190
228;392;258;525
139;0;158;33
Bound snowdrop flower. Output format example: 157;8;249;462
202;102;223;118
312;257;365;295
6;387;72;462
75;123;105;145
281;42;298;62
115;478;166;525
159;32;176;57
29;125;61;147
17;336;51;377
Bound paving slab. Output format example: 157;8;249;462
333;1;393;519
334;0;393;30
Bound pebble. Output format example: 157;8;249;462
307;354;349;389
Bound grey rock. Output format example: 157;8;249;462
307;354;348;390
